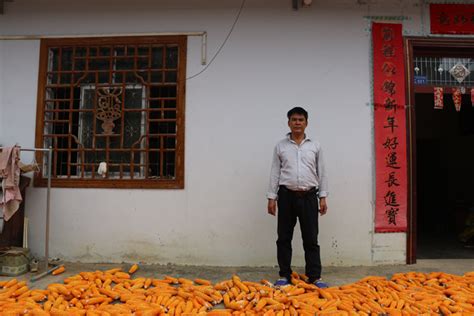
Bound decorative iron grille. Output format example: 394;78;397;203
413;56;474;86
36;36;186;188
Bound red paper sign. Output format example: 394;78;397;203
434;87;444;110
452;88;462;112
373;23;407;233
430;4;474;34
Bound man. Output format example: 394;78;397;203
267;107;328;288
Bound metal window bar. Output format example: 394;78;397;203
42;42;179;181
0;146;52;271
413;56;474;86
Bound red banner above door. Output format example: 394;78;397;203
430;4;474;35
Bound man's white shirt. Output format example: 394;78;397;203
267;134;328;200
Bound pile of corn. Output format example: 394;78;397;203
0;266;473;315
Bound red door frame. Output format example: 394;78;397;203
404;37;474;264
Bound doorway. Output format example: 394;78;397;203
407;38;474;262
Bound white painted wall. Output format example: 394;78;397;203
0;0;424;266
0;40;3;144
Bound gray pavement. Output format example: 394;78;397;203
1;259;473;290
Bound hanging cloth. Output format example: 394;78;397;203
471;88;474;107
0;146;22;222
18;160;40;174
452;88;462;112
434;87;444;110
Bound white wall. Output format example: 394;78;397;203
0;0;424;266
0;40;3;144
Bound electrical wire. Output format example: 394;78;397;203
186;0;246;80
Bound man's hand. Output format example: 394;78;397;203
267;199;277;216
319;197;328;215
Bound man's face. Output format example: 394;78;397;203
288;114;307;134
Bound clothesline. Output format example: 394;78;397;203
0;146;53;271
0;147;50;152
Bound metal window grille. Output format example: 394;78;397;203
413;56;474;86
36;36;186;188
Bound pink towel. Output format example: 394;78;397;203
0;146;22;221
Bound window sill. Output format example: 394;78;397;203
33;178;184;189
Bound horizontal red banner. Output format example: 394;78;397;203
430;4;474;34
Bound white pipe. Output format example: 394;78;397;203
45;146;52;270
201;32;207;65
0;31;206;40
0;31;208;65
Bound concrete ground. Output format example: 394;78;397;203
1;259;473;290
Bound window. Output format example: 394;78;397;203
413;56;474;87
35;36;186;188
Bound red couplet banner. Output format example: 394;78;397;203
373;22;407;233
430;4;474;35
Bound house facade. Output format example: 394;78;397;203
0;0;472;266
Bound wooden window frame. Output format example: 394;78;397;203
411;44;474;93
34;36;186;189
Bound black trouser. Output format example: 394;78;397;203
277;185;321;283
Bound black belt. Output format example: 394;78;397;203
280;185;318;197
